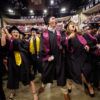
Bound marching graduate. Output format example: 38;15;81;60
83;23;100;89
95;33;100;89
64;21;95;97
62;23;77;93
1;26;38;100
29;28;42;75
39;16;70;100
0;29;6;100
0;66;6;100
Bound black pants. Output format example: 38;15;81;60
0;77;6;100
31;55;43;75
0;59;6;100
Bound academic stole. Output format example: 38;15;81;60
87;33;97;43
14;51;22;66
77;34;87;46
9;39;22;66
29;36;40;54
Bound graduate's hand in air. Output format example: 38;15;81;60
3;28;12;39
1;28;7;46
48;55;54;62
1;28;6;37
3;28;8;34
84;45;90;52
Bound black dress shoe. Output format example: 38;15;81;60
38;87;45;94
9;93;16;100
84;83;95;97
64;94;71;100
89;93;95;97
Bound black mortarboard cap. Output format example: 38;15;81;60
8;26;24;35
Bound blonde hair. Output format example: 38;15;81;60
66;21;81;35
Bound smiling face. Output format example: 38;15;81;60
11;30;20;39
49;17;57;28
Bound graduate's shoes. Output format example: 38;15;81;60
38;87;45;94
9;93;16;100
88;87;95;97
64;94;71;100
84;83;95;97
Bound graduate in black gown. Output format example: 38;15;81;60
0;65;6;100
29;28;42;75
40;16;70;100
62;23;79;93
1;26;38;100
0;29;6;100
83;23;100;89
95;33;100;89
64;21;95;97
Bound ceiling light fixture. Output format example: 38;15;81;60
30;10;34;14
60;7;66;13
43;9;47;14
50;0;54;5
8;9;14;13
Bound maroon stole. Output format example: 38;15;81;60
65;33;69;49
87;32;97;43
86;33;100;56
9;37;14;51
77;33;87;46
43;30;50;54
42;30;61;61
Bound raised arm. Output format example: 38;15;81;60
1;28;7;46
4;28;12;40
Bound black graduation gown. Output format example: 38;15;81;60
0;40;6;100
7;39;30;89
66;35;92;84
21;39;36;81
61;32;73;80
40;30;66;86
60;31;69;81
95;34;100;68
95;34;100;43
0;74;6;100
84;33;100;87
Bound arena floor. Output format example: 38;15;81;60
3;75;100;100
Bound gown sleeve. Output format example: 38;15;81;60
95;34;100;43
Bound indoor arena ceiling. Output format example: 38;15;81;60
0;0;89;18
